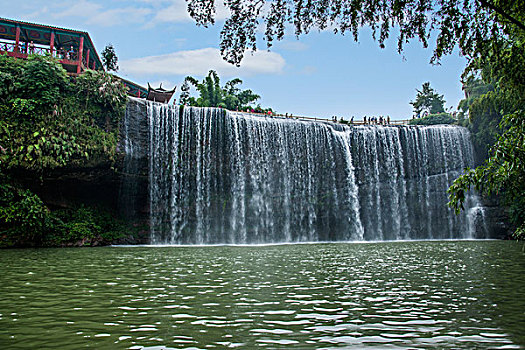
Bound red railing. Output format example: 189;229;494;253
0;41;16;53
0;39;81;66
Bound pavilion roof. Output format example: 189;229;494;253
117;76;148;98
0;17;104;71
147;83;176;103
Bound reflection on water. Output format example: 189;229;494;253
0;241;523;349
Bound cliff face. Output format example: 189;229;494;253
21;164;121;211
0;55;140;247
12;99;151;246
120;98;510;244
477;195;512;239
17;97;511;246
117;97;150;223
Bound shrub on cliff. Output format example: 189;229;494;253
408;113;455;126
0;54;127;172
0;54;128;247
0;177;128;247
0;179;50;246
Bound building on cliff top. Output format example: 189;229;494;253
0;17;148;98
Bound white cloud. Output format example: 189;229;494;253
52;0;102;19
149;79;176;89
25;6;50;21
152;1;192;23
87;7;153;26
10;0;230;28
51;0;152;27
120;47;285;77
215;2;232;21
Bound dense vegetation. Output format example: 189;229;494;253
445;2;524;238
449;68;525;238
0;54;130;247
187;0;524;238
455;77;498;159
180;70;273;113
409;113;455;126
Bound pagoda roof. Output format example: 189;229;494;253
147;83;176;103
0;17;103;71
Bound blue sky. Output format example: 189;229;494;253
1;0;467;120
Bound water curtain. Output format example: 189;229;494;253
122;99;486;244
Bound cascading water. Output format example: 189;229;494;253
123;98;485;244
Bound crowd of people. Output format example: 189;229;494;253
331;115;391;125
55;46;77;60
363;115;391;125
1;39;77;61
238;108;397;126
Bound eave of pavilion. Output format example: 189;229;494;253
116;76;148;99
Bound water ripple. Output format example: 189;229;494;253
0;241;523;348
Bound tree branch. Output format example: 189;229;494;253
479;0;525;31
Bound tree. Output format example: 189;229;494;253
181;70;261;110
461;75;493;101
447;31;525;238
410;82;446;116
457;76;497;159
186;0;524;66
101;44;119;72
179;80;191;106
457;76;493;122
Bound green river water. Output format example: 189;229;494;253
0;241;524;349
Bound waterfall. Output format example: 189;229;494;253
123;98;484;244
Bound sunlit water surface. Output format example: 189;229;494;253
0;241;524;349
